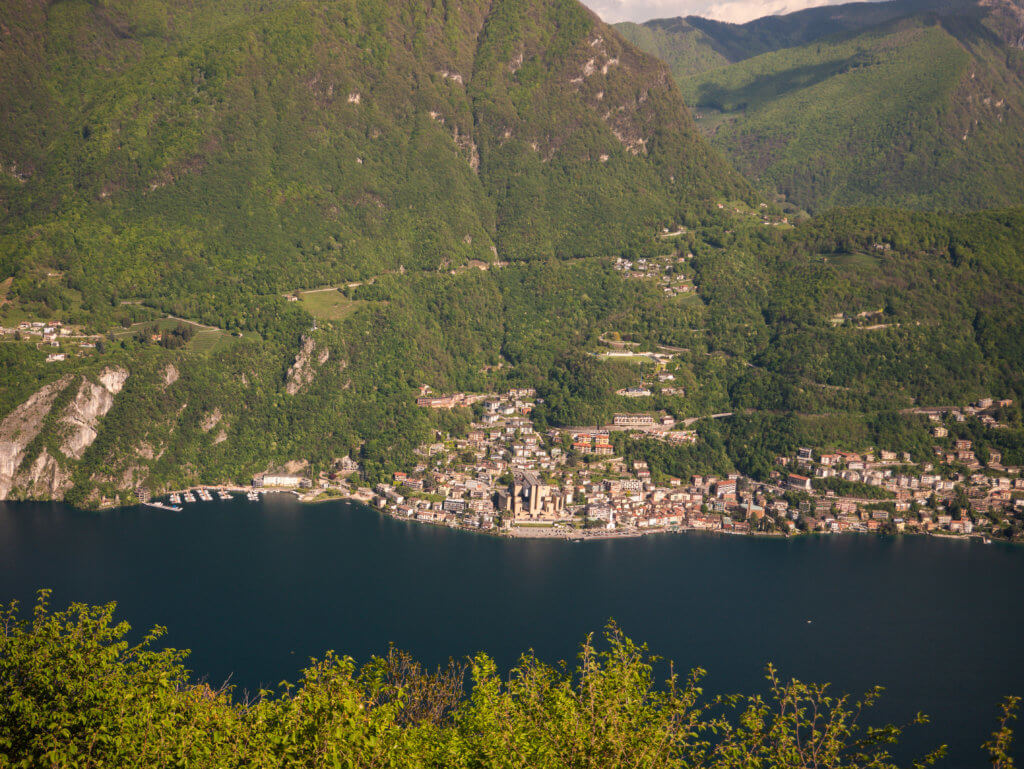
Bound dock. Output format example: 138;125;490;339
144;501;183;513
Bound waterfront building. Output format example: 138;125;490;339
505;470;564;519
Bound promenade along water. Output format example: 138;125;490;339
1;496;1022;766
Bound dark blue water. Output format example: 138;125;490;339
1;496;1021;765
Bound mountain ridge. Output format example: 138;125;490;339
616;0;1024;211
1;0;1024;508
0;0;747;295
0;0;752;504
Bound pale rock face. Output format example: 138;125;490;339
285;336;328;395
98;366;129;394
22;449;71;499
60;367;129;461
200;408;222;432
135;442;157;460
162;364;180;386
0;366;130;499
284;459;309;474
0;376;71;499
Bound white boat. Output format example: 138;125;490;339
217;489;232;500
170;493;181;505
183;491;196;503
197;488;213;501
246;490;259;502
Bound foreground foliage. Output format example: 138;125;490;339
0;592;1019;767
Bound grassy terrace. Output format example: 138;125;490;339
297;289;366;323
113;318;240;355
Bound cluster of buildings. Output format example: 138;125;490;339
352;390;1023;542
2;320;75;359
0;320;73;340
1;320;101;362
717;201;790;227
828;309;887;327
241;386;1020;544
613;255;694;296
596;351;685;400
916;398;1015;432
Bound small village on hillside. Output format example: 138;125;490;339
244;388;1024;543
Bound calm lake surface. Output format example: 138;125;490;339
1;495;1021;765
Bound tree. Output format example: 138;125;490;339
2;594;1017;768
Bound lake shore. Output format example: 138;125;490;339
90;484;1011;546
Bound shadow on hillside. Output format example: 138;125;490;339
693;54;871;111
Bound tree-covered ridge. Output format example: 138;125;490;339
617;0;1024;212
613;18;732;82
0;0;747;316
2;592;1020;767
1;1;1023;506
3;204;1023;504
615;0;955;76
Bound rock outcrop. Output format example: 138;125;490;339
200;408;222;432
15;449;71;500
60;367;129;460
0;376;71;499
0;366;129;500
285;335;329;395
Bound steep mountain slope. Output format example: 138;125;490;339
614;18;732;78
616;0;926;78
2;0;1023;508
0;0;751;504
0;0;746;317
618;0;1024;211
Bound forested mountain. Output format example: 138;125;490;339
615;0;925;78
1;0;1023;506
0;0;745;298
617;0;1024;211
0;0;750;504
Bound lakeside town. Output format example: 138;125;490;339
202;387;1024;544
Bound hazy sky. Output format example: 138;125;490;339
585;0;856;24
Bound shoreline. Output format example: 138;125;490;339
9;489;1009;546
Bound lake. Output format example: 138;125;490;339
1;495;1021;765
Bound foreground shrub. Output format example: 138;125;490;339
0;592;1017;767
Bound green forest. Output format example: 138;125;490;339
0;0;1023;506
619;0;1024;212
4;202;1024;504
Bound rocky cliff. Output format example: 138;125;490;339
0;366;129;501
